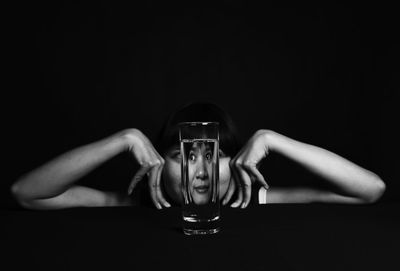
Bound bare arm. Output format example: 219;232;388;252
11;130;135;209
265;130;386;204
15;186;132;210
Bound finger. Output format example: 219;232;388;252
148;167;162;209
230;165;243;208
155;164;170;208
128;166;150;195
231;181;243;208
228;160;240;207
222;177;236;205
236;164;252;208
243;163;269;189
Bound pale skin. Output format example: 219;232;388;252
11;129;386;210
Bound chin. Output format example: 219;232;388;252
192;196;212;205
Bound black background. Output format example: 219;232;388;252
4;1;399;208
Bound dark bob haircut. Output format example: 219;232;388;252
155;102;242;158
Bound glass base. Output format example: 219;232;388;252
183;227;220;235
182;215;221;235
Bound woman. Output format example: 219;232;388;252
11;102;386;210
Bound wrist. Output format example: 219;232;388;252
105;191;133;207
115;128;142;151
261;129;280;153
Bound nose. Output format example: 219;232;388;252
195;156;209;180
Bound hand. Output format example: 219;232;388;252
122;129;170;209
225;130;270;208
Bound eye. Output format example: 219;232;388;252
189;153;196;161
205;152;212;160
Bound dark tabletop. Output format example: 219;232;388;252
2;203;399;271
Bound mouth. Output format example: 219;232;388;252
193;184;210;194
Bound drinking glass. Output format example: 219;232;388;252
179;122;220;235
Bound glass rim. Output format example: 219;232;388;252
178;121;219;127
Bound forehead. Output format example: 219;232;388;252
166;143;213;151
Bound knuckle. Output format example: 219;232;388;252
243;160;254;167
142;162;151;168
151;160;161;167
134;175;142;181
151;159;163;167
234;160;242;167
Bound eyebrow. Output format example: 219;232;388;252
170;144;217;152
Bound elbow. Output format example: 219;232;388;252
10;181;35;209
11;181;23;201
363;176;386;204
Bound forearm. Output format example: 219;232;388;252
12;131;129;201
18;186;133;210
266;130;386;202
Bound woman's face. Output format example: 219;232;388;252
162;144;232;205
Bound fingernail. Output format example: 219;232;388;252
231;202;239;208
165;202;171;208
127;188;132;195
222;200;227;205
